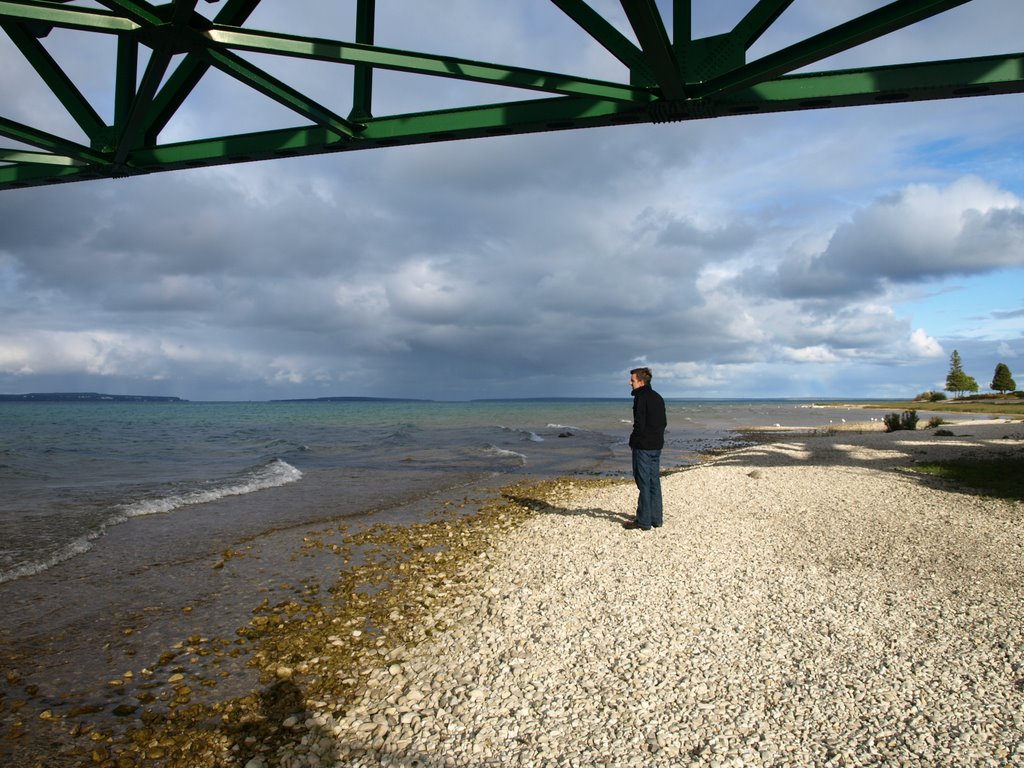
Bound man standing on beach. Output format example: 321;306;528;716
625;367;666;531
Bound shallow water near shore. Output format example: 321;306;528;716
1;398;901;587
0;398;978;764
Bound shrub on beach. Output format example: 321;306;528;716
884;410;919;432
914;391;947;402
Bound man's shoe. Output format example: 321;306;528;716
622;521;651;531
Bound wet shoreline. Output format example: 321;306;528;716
0;468;519;767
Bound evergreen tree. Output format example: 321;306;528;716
945;350;965;393
991;362;1016;394
945;350;978;398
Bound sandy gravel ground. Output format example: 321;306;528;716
268;420;1024;768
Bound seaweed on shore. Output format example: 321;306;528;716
16;477;596;768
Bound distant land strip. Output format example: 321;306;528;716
269;396;433;403
0;392;187;403
470;397;626;402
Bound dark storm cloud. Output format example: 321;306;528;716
653;213;757;254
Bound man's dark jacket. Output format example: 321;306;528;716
630;385;666;450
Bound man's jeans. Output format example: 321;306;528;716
632;448;663;529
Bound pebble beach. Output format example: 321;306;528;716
6;418;1023;768
255;419;1024;768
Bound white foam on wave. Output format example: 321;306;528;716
499;426;545;443
119;459;303;519
486;446;528;464
0;460;303;584
0;536;95;585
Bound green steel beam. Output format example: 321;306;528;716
113;33;137;130
0;115;107;163
694;0;974;97
112;38;172;165
201;45;362;138
101;95;648;183
169;0;199;27
348;0;374;121
0;0;1020;190
203;26;652;103
550;0;655;86
1;18;105;138
0;0;138;33
752;52;1024;103
0;148;83;165
93;0;163;27
733;0;798;50
673;0;691;81
620;0;686;99
652;52;1024;121
144;0;261;141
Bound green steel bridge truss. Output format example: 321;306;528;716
0;0;1021;190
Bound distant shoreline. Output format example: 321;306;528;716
0;392;187;403
4;393;1020;415
268;396;433;403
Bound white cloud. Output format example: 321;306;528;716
784;346;841;364
774;176;1024;299
0;331;159;378
909;328;945;358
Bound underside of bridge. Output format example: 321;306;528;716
0;0;1021;191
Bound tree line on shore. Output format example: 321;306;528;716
915;350;1019;402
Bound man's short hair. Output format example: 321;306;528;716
630;367;652;384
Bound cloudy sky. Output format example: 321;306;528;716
1;1;1022;401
